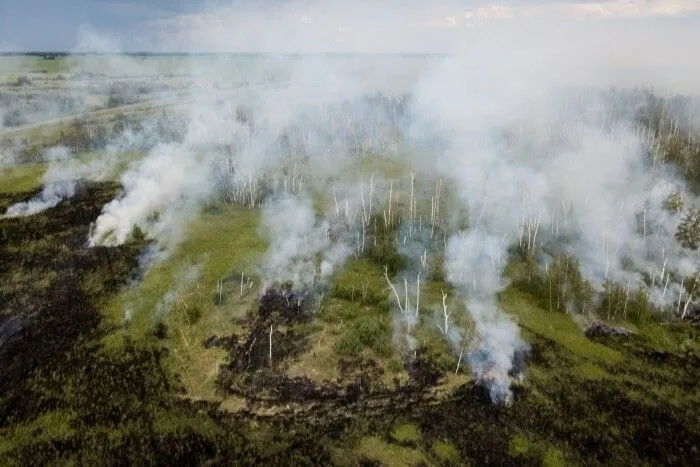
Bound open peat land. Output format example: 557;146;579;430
0;54;699;466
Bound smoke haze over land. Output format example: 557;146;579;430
2;0;700;403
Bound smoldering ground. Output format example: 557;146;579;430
6;2;700;403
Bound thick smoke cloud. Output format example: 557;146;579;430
88;142;215;246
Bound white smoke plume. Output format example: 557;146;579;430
259;195;353;290
4;180;77;217
3;147;77;217
445;228;527;403
88;141;216;247
1;126;174;219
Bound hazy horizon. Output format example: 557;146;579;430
2;1;700;54
0;51;448;56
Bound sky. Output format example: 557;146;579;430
1;0;699;53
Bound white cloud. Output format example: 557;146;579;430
427;0;700;28
137;0;700;54
571;0;700;18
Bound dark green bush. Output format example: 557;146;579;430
334;315;392;358
675;208;700;250
598;279;659;324
334;332;363;358
185;306;202;325
129;224;146;242
363;214;405;276
355;315;392;357
511;252;594;315
152;322;168;339
419;335;455;373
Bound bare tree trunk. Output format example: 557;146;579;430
622;279;631;319
269;326;273;365
404;278;409;314
440;291;451;336
415;273;421;319
456;341;465;374
384;266;404;314
409;171;416;237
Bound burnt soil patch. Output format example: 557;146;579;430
0;181;146;402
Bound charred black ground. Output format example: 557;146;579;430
0;181;146;399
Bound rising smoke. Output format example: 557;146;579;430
4;180;76;217
4;2;700;403
259;195;354;289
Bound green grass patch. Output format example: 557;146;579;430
634;321;700;354
500;288;623;366
327;258;391;311
356;436;429;467
411;324;459;373
322;300;393;361
345;153;410;181
152;410;220;438
542;447;567;467
432;440;461;465
390;422;421;445
0;410;74;456
509;433;569;466
318;258;397;366
576;362;608;381
0;163;46;193
509;433;531;457
103;205;264;336
101;204;266;400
